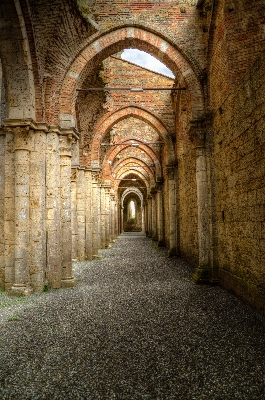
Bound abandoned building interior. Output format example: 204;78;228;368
0;0;265;318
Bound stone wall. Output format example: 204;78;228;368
178;149;199;266
213;49;265;315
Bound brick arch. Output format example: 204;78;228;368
101;139;162;181
111;158;155;187
92;106;174;165
114;169;151;193
112;157;155;178
59;26;204;128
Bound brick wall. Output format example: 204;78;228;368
209;0;265;111
213;48;265;315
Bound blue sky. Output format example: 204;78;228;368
121;49;175;79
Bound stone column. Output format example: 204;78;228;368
110;191;115;242
85;168;93;260
76;167;86;261
9;127;33;295
0;130;5;290
4;127;15;291
92;170;100;258
190;124;211;283
166;165;177;257
60;134;76;287
151;188;157;240
144;202;148;235
46;129;61;289
71;168;78;261
114;196;119;237
104;185;111;248
100;185;106;248
147;195;152;237
157;184;164;247
29;125;47;292
120;205;124;233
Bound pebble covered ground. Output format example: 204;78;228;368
0;232;265;400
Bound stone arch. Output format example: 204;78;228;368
92;106;174;165
0;0;35;120
102;138;162;181
121;187;144;209
59;26;204;128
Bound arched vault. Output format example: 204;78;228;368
91;106;174;165
121;187;144;209
102;139;162;181
59;25;204;129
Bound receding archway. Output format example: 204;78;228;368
59;25;204;128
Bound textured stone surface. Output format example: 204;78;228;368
0;233;265;399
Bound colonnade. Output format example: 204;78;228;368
71;169;119;262
0;118;213;295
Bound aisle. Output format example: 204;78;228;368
0;234;265;399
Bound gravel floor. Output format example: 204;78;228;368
0;232;265;400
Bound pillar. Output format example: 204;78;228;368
76;167;86;260
157;184;164;247
114;196;117;238
151;188;157;240
110;191;115;242
147;195;152;238
92;171;100;257
9;126;33;295
120;205;124;233
104;185;111;248
4;127;15;290
85;168;93;260
190;124;211;283
60;134;76;287
29;126;47;291
100;185;106;248
71;168;78;261
0;131;4;290
166;165;177;257
46;129;61;288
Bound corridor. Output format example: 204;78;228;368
0;234;265;400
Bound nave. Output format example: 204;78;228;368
1;233;264;399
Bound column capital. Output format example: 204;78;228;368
92;168;101;182
188;114;213;148
59;135;72;157
156;183;163;192
150;186;157;195
165;164;177;180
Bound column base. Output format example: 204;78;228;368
61;277;77;288
192;267;211;284
168;247;176;257
8;284;33;296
